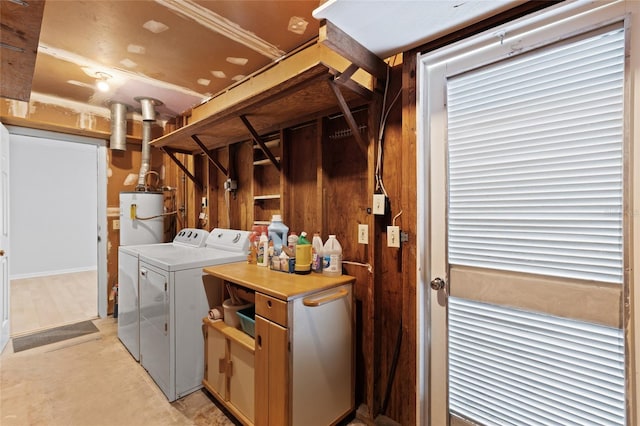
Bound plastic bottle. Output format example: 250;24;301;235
257;232;269;267
287;232;298;256
295;232;312;275
311;232;323;273
268;215;288;256
322;235;343;277
246;231;258;264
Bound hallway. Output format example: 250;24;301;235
10;270;97;336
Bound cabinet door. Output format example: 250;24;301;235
255;315;289;426
229;340;255;423
205;325;227;399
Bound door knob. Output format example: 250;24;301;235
430;277;445;290
0;249;4;257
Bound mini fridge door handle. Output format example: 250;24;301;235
303;288;349;307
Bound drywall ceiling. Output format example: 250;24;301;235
313;0;522;58
28;0;321;119
8;0;526;123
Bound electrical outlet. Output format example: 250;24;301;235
387;225;400;248
373;194;386;215
358;224;368;244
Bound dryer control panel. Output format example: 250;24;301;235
173;228;210;248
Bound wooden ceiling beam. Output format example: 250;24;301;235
319;20;388;81
0;0;45;101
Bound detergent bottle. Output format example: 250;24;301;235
268;215;288;255
246;231;258;264
322;235;342;277
311;232;323;273
257;232;269;267
294;232;312;275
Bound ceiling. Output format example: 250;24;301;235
6;0;525;124
28;0;322;120
314;0;520;58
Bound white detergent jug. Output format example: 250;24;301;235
322;235;342;277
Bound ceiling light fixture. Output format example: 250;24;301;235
95;72;112;92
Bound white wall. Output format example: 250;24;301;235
9;130;98;278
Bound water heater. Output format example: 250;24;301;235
119;192;164;246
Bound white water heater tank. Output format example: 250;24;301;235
119;192;164;246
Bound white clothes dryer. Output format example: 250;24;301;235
137;228;250;401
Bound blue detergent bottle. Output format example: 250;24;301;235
267;214;288;255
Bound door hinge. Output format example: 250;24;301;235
164;323;168;333
164;282;167;292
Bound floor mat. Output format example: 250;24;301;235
12;320;99;353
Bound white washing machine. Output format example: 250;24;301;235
118;228;209;361
137;228;251;401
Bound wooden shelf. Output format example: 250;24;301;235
205;318;255;353
149;43;375;154
253;140;280;150
254;194;281;201
253;157;281;166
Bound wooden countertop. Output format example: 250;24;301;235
203;262;354;301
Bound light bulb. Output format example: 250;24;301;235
97;79;110;92
95;72;112;92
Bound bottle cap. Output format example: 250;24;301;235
271;214;282;222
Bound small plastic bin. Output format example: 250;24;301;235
236;306;256;338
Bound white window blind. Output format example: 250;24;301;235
449;297;626;426
446;26;625;284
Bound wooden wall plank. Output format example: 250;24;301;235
322;109;372;417
283;122;319;234
400;56;418;426
373;63;410;423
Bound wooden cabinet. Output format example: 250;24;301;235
204;320;256;425
255;316;288;425
202;263;355;426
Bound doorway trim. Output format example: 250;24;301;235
6;126;108;318
415;1;639;424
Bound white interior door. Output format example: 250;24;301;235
0;123;10;352
421;3;633;425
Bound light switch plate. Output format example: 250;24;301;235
373;194;386;215
387;225;400;248
358;224;368;244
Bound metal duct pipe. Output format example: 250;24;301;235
134;97;163;190
135;96;162;122
136;120;152;190
109;102;128;151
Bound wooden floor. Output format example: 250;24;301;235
10;270;97;336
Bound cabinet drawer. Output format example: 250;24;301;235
255;293;288;327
